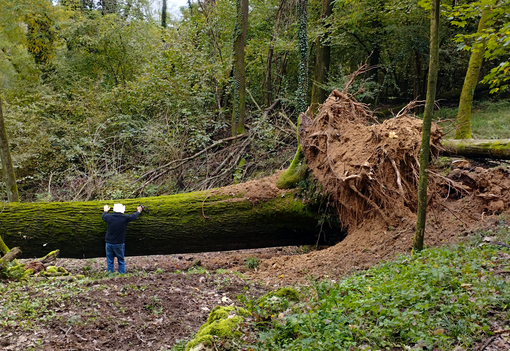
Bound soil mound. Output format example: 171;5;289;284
300;89;443;228
249;91;510;285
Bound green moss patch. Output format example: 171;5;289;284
185;306;251;351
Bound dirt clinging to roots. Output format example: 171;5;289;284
300;89;443;228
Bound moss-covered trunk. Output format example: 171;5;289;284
0;191;340;259
231;0;248;136
454;8;490;139
441;139;510;160
276;0;309;189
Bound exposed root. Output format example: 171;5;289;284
300;89;444;229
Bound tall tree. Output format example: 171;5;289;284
276;0;309;189
0;97;19;203
262;0;286;107
296;0;309;114
454;8;490;139
414;0;440;251
231;0;248;136
162;0;168;28
310;0;334;111
101;0;118;15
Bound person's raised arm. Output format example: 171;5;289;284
127;206;142;222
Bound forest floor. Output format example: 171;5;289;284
3;164;509;350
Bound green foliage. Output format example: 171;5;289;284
434;99;510;139
252;227;510;350
446;0;510;93
0;0;506;202
245;256;259;269
185;306;251;351
0;278;89;329
249;287;301;324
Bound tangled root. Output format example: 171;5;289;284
300;90;443;228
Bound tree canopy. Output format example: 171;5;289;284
0;0;508;202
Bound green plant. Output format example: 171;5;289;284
252;226;510;350
245;257;259;269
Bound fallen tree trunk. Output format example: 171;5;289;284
0;190;341;259
441;139;510;160
0;247;21;269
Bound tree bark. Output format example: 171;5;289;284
0;247;21;269
161;0;167;28
0;97;19;203
414;0;440;252
262;0;286;107
454;8;490;139
276;0;309;189
0;191;341;259
310;0;333;112
231;0;248;136
296;0;309;114
441;139;510;160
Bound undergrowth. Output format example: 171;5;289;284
244;224;510;350
434;99;510;139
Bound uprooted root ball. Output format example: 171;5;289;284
299;90;443;228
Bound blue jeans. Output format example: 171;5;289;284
106;243;125;274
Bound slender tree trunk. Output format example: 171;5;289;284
161;0;167;28
0;97;19;203
263;44;274;106
310;0;333;113
276;0;309;189
296;0;308;114
231;0;248;136
454;8;490;139
414;0;440;251
262;0;286;106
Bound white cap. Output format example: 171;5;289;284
113;203;125;213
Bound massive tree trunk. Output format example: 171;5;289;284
414;0;440;251
454;8;490;139
231;0;248;136
441;139;510;160
0;190;341;259
0;97;19;203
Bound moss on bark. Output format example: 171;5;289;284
276;145;308;189
441;138;510;160
454;9;490;140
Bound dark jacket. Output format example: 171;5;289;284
102;211;140;244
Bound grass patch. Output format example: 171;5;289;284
0;278;95;330
247;224;510;350
434;99;510;139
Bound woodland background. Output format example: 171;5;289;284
0;0;509;202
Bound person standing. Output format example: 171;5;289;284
102;203;143;274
